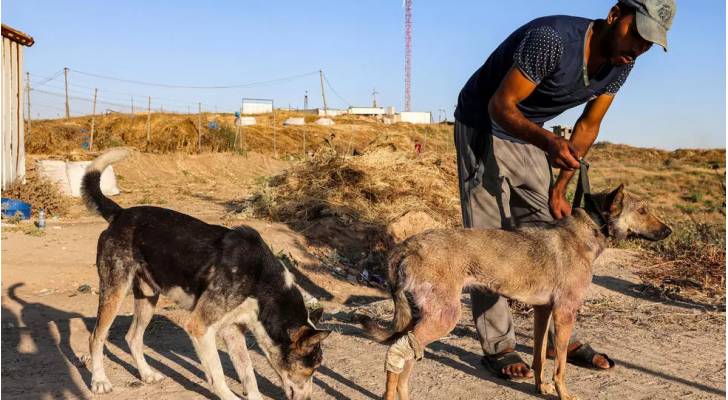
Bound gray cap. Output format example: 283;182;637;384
619;0;676;51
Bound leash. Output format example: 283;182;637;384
571;159;609;232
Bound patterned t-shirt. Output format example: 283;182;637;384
455;15;634;133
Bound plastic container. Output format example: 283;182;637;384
1;198;32;220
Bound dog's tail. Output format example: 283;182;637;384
357;248;414;344
82;148;129;222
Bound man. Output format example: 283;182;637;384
454;0;675;379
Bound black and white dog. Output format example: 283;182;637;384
82;148;330;400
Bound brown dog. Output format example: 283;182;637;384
361;185;671;400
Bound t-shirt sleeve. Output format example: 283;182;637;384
513;25;564;84
604;62;634;95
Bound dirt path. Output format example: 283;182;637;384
2;152;725;399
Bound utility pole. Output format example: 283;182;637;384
90;88;97;151
304;90;309;110
319;70;328;115
372;88;379;107
64;67;70;118
25;72;31;139
131;96;134;114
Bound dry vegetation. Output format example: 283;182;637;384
17;113;726;305
27;112;453;157
2;168;70;217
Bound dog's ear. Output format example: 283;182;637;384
288;326;313;345
606;184;625;217
300;330;331;349
308;307;324;326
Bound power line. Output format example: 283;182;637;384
68;68;319;89
322;73;351;108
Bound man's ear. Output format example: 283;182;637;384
606;4;621;25
308;307;324;326
606;184;625;217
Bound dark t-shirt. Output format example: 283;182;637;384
454;15;633;135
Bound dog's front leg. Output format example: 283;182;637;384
532;305;554;395
221;323;262;400
186;317;240;400
552;306;577;400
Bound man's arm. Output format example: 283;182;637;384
488;67;580;170
549;94;615;219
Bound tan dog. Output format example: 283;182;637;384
360;185;671;400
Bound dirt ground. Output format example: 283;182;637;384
2;152;725;400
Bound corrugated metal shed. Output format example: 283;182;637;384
2;24;34;189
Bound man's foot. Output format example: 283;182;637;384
481;349;534;380
547;341;614;369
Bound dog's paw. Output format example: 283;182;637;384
91;378;113;394
141;370;165;384
537;382;556;395
558;394;578;400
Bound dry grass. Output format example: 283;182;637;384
638;221;725;307
2;169;71;217
27;112;454;157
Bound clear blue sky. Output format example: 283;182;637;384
3;0;725;149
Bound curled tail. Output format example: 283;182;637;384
358;248;414;344
81;148;129;222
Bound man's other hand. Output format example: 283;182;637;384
549;187;572;219
546;136;580;170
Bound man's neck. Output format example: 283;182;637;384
585;20;610;77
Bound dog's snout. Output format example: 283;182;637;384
662;226;673;239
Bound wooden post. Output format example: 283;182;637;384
63;67;70;118
25;72;30;139
272;103;277;158
131;96;134;114
319;70;328;115
240;101;246;156
146;96;151;146
303;129;306;158
90;88;97;151
197;102;202;153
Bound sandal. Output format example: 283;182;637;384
481;351;533;380
566;343;615;369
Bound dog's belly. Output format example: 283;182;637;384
164;287;196;310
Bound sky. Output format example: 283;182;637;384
3;0;725;149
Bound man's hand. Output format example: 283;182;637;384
546;136;580;170
549;186;572;219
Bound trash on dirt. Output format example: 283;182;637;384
77;284;92;294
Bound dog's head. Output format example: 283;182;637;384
272;307;330;400
587;184;672;241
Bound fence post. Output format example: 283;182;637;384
272;104;277;158
25;72;31;140
146;96;152;147
198;102;202;153
90;88;97;151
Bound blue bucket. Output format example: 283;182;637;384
1;198;32;220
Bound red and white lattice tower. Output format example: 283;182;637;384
404;0;412;112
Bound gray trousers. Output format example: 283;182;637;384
454;120;577;355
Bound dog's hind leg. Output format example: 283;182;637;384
386;296;462;400
532;305;554;395
552;306;577;400
126;276;163;385
221;323;261;400
89;261;133;394
396;360;415;400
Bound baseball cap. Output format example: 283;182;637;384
618;0;676;51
